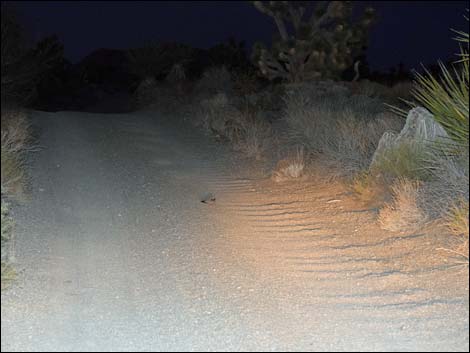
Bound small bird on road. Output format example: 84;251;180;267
200;192;216;204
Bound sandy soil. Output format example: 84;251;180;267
1;110;468;351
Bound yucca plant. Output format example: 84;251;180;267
392;11;469;153
412;58;468;150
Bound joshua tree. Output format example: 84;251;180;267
251;1;376;82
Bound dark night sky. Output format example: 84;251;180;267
10;1;470;72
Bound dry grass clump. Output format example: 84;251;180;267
350;79;414;102
322;115;398;176
1;109;31;153
1;262;16;291
370;140;430;181
232;70;261;97
1;198;13;242
195;93;236;133
386;81;415;101
351;171;391;206
272;147;305;182
283;86;402;178
1;108;31;197
1;198;15;264
445;199;469;238
1;149;24;196
435;199;469;263
1;200;16;288
1;107;31;289
418;148;469;219
191;92;274;160
1;108;31;288
194;66;233;98
232;115;273;160
445;204;469;259
344;80;380;97
360;134;468;235
133;76;158;107
133;77;191;113
378;178;428;232
166;62;186;84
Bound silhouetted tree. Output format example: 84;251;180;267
251;1;376;82
1;4;64;104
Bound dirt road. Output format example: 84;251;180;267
1;111;468;351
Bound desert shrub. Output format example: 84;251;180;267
411;58;468;152
321;115;399;176
388;12;470;238
236;84;286;116
1;107;31;282
419;148;469;218
194;66;233;99
1;148;24;197
166;62;186;84
1;109;31;197
133;77;157;108
133;78;191;113
387;81;415;101
191;92;273;160
370;140;430;181
228;94;275;159
127;42;193;80
195;93;237;133
389;12;468;172
283;81;351;105
2;5;64;105
351;171;391;206
445;199;469;237
1;197;16;290
283;84;402;177
378;178;428;232
351;79;414;103
1;261;16;290
231;69;261;97
272;147;305;182
283;83;388;129
1;109;31;152
1;198;13;243
232;114;273;160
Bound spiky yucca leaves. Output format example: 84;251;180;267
251;1;375;82
453;11;469;63
412;60;468;150
388;13;469;242
402;12;469;152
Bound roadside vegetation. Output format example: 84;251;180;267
0;107;32;289
2;1;466;288
1;3;54;288
133;3;468;263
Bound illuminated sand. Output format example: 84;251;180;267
1;110;468;351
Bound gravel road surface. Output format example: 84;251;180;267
1;111;468;351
